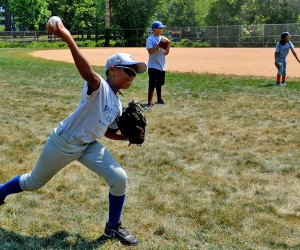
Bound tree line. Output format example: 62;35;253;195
0;0;299;32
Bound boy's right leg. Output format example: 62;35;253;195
0;176;23;205
276;60;283;85
276;74;282;85
20;128;84;191
147;68;157;108
147;85;155;107
281;61;287;84
1;128;84;204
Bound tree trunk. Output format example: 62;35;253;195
4;6;12;31
105;0;111;47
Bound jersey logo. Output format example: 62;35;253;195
103;105;119;124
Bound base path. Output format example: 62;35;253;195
32;47;300;78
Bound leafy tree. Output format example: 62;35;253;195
110;0;158;45
155;0;199;27
195;0;214;26
205;0;245;26
110;0;157;29
8;0;50;30
241;0;300;24
46;0;80;30
206;0;300;26
46;0;105;32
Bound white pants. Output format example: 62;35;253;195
20;127;128;196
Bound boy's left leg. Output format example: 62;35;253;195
78;141;138;246
156;70;166;104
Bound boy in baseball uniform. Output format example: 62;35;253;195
145;21;170;109
275;32;300;85
0;18;147;246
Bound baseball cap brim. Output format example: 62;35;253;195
105;53;147;74
151;21;166;29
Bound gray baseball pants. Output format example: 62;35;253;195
19;126;128;196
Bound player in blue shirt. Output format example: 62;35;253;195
275;32;300;85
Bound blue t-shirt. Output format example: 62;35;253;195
275;41;294;60
146;34;166;71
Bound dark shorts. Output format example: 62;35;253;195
148;68;166;87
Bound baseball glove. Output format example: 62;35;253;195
158;36;170;50
117;101;146;146
275;62;282;69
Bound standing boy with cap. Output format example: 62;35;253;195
145;21;170;109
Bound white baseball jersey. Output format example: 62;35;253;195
60;75;122;143
275;41;294;60
146;34;166;71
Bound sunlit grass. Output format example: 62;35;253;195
0;48;299;249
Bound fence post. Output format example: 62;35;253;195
216;26;219;46
262;24;265;47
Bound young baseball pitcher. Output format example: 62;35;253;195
0;18;147;246
274;32;300;85
145;21;170;109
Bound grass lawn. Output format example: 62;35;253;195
0;48;299;249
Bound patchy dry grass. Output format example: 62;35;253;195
0;48;299;249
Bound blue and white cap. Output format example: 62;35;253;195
151;21;166;30
105;53;147;74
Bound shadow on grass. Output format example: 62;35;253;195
261;83;277;87
0;228;110;249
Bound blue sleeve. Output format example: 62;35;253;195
289;42;295;49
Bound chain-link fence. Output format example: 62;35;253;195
0;23;299;47
0;28;147;46
168;23;300;47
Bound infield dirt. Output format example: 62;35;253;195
32;47;300;78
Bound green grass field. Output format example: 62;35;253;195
0;48;299;250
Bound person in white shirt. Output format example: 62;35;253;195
145;21;170;109
0;19;147;246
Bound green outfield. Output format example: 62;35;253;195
0;48;299;249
